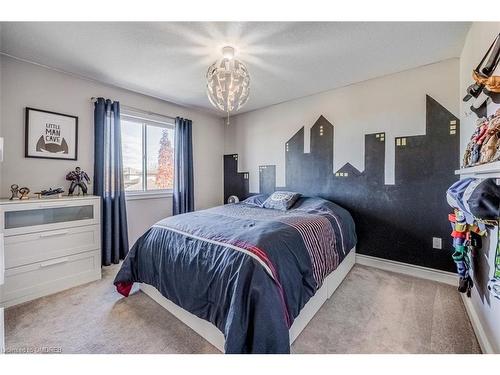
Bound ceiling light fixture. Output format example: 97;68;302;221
206;46;250;124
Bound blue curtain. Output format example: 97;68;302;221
173;117;194;215
94;98;129;266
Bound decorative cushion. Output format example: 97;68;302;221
262;191;301;211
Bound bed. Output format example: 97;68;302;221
114;195;357;353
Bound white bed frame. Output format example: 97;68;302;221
140;247;356;353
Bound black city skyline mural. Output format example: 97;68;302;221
224;95;460;272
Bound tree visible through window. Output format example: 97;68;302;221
121;114;175;192
156;129;175;189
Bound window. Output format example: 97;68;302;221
121;113;175;194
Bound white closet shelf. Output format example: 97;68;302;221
455;161;500;178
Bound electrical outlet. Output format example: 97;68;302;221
432;237;442;249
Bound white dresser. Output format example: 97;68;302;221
0;196;101;308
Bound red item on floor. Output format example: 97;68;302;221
115;282;133;297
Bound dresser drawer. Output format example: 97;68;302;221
0;198;100;237
4;225;100;269
0;250;101;307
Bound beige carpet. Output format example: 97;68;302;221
4;264;481;354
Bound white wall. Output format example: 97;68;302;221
459;22;500;354
0;56;224;244
225;58;459;192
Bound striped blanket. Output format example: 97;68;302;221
206;203;347;288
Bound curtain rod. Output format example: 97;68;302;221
90;97;176;121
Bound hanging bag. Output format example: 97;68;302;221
472;33;500;92
464;34;499;101
464;33;500;117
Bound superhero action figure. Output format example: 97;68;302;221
66;166;91;195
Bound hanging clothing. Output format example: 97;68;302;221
488;226;500;300
447;178;500;298
94;98;129;266
173;117;194;215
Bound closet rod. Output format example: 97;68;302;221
90;97;176;121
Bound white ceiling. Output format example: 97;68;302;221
0;22;470;116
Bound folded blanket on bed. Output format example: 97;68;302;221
114;196;356;354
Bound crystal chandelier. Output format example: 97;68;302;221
206;46;250;124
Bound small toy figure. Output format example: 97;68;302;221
35;187;65;199
66;167;91;196
9;184;20;200
18;187;30;200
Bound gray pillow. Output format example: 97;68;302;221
242;194;269;207
262;191;301;211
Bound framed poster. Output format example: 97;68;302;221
25;107;78;160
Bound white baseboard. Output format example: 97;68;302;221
461;294;495;354
356;254;458;286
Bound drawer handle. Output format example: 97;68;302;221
39;231;69;238
39;257;69;268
